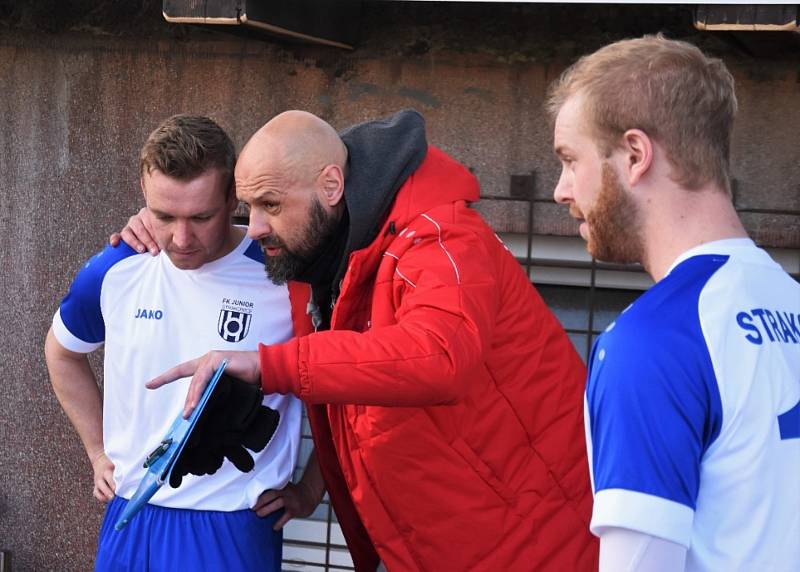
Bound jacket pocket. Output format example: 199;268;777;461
449;437;525;520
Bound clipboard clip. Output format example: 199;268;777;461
142;438;173;468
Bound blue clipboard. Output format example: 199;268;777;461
114;359;229;531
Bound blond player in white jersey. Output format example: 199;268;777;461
45;115;305;571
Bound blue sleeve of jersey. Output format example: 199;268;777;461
588;256;726;511
588;333;718;510
243;239;265;264
59;242;138;344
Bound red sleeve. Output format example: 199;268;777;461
260;207;500;405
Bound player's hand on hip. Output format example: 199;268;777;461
253;482;322;530
146;350;261;418
108;207;160;255
90;451;116;502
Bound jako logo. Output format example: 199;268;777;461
135;308;163;320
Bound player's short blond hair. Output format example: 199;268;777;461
140;114;235;196
548;35;737;192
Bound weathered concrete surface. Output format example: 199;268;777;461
0;3;798;570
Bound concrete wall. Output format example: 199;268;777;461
1;3;798;569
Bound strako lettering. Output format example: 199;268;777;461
736;308;800;345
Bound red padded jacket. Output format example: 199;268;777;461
268;146;597;571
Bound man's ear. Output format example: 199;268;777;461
140;177;147;200
620;129;654;186
318;164;345;207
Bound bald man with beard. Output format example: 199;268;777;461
125;109;598;571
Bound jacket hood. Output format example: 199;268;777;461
379;145;480;235
339;109;428;255
340;109;481;254
307;109;479;326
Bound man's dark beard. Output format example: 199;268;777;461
262;197;340;285
586;163;644;264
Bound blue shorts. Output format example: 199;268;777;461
95;496;283;571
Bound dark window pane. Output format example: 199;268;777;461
591;289;641;332
567;332;589;362
538;285;590;330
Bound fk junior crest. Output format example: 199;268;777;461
218;309;252;342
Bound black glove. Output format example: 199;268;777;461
168;373;280;488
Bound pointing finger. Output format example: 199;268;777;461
183;354;221;418
146;357;201;389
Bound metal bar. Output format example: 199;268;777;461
520;259;796;282
284;538;348;550
586;258;598;358
0;551;11;572
282;559;353;570
324;496;334;570
515;257;645;273
480;194;800;215
525;181;535;278
479;194;553;203
736;207;800;216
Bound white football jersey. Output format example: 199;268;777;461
585;239;800;571
52;233;302;511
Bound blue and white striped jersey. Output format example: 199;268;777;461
586;238;800;571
